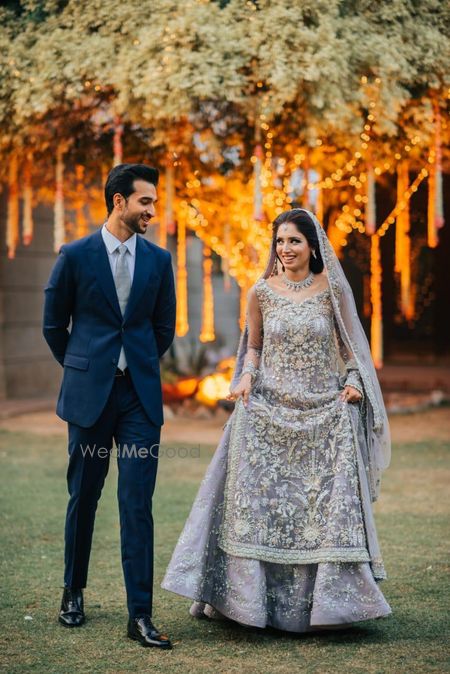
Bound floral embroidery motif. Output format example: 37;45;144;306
162;277;391;630
219;281;377;570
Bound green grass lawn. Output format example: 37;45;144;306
1;427;449;674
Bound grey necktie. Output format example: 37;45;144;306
114;244;131;371
114;244;131;316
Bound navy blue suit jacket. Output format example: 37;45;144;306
43;229;176;428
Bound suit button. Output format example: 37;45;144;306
121;327;124;333
112;358;117;365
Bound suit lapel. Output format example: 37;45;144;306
123;235;153;322
88;230;122;320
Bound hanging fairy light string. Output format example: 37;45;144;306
183;113;274;294
22;151;34;246
253;129;264;221
113;115;123;167
160;159;175;248
427;102;445;248
365;78;386;367
371;166;428;361
54;145;66;253
333;205;363;242
158;151;180;249
75;164;88;239
334;164;429;240
301;123;421;198
6;152;19;259
301;152;311;209
182;198;249;287
257;117;291;220
370;233;383;369
395;160;414;320
183;85;438;356
175;209;189;337
287;88;378;194
167;85;442;343
295;79;426;205
365;164;376;235
377;167;429;238
199;245;215;342
179;188;269;340
326;209;352;258
333;163;429;363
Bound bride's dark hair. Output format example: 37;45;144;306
272;209;324;274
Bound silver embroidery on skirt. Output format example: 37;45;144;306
162;281;391;630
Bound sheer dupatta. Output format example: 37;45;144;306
230;209;390;501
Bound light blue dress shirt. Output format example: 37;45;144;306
101;224;137;371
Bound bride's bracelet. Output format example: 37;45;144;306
240;362;258;383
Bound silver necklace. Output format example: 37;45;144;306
282;271;315;292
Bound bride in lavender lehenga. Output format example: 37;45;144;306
162;208;392;632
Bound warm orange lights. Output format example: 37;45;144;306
54;145;65;254
395;161;414;320
199;245;215;343
160;162;175;249
22;152;34;246
427;104;445;248
113;116;123;167
195;357;235;405
6;153;19;259
75;165;88;239
196;372;230;406
175;211;189;337
370;234;383;369
365;166;376;235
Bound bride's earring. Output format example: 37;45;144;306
312;250;317;259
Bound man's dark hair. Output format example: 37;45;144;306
104;163;159;215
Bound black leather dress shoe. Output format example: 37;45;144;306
127;616;172;649
59;587;85;627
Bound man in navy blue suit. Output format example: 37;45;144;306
43;164;176;649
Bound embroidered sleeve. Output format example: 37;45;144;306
241;285;263;381
334;316;364;397
344;369;364;398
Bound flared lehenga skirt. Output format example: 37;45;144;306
162;395;391;632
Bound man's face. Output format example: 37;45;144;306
116;179;158;235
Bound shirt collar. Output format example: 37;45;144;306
102;224;137;256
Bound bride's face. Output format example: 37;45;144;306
275;222;312;272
